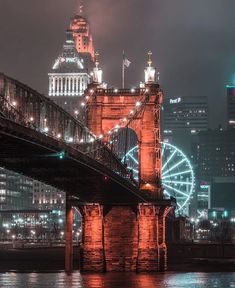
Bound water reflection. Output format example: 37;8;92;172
0;272;235;288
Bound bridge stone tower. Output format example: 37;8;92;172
67;53;173;273
87;52;163;199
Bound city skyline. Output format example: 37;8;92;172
1;1;235;280
1;1;235;127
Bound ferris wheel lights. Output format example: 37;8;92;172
29;117;34;122
57;133;61;139
123;142;194;215
89;89;94;93
85;95;90;100
135;101;141;107
130;110;134;115
114;88;118;93
123;117;127;122
81;102;85;107
99;134;103;139
131;88;135;93
74;110;79;115
12;101;17;107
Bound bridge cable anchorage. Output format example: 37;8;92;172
0;73;137;187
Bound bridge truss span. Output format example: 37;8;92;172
0;73;139;198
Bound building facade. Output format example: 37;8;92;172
48;15;95;117
227;85;235;128
163;96;208;135
0;167;33;210
70;15;95;64
193;129;235;215
162;96;209;218
32;181;65;211
195;129;235;181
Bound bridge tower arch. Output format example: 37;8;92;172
86;52;163;199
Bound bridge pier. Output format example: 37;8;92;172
80;204;105;272
78;203;171;272
65;200;73;274
137;204;159;271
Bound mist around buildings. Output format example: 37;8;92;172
1;5;235;247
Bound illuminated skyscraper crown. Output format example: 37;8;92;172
52;30;84;73
70;15;95;61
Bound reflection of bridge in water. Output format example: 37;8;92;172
0;72;174;273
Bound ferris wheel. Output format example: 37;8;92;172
122;142;195;214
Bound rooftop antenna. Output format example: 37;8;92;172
147;51;152;67
77;0;84;15
95;51;100;68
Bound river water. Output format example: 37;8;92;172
0;272;235;288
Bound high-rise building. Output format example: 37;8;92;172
48;30;91;117
31;12;97;215
0;167;33;210
70;15;95;65
195;129;235;181
163;96;209;135
193;129;235;212
196;181;211;219
32;181;65;211
226;85;235;128
162;95;209;164
162;96;209;218
48;14;95;117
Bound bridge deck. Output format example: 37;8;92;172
0;117;149;204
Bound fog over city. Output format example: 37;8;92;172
1;0;235;126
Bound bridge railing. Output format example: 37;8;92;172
0;73;137;186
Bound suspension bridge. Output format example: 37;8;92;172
0;71;174;273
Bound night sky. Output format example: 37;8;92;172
1;0;235;127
